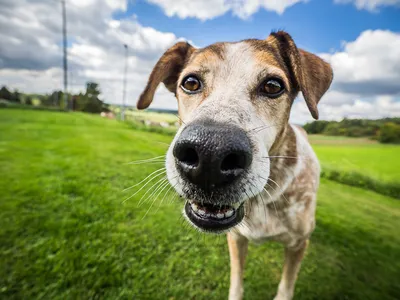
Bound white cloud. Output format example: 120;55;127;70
146;0;229;20
146;0;307;20
1;1;399;122
334;0;400;11
287;29;399;123
320;30;400;96
290;95;400;124
231;0;307;18
0;0;179;109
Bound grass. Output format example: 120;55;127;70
310;135;399;183
1;109;399;299
126;110;178;125
309;135;400;198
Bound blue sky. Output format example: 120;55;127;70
118;0;400;52
0;0;399;123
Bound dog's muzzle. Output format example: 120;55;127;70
172;120;252;232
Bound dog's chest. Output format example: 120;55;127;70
233;196;295;244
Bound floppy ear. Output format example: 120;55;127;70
137;42;195;110
267;31;333;120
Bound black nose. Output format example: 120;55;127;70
173;121;252;190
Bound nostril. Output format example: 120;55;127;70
177;146;199;167
221;152;247;172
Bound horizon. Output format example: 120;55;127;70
0;0;399;123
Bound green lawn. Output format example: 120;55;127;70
1;109;399;299
309;135;399;184
123;109;178;125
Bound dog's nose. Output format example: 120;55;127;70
173;121;252;189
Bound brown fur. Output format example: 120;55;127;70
136;30;333;300
267;31;333;119
137;42;195;109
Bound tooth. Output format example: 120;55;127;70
191;203;199;212
216;213;224;219
232;202;241;209
225;209;234;218
198;209;207;217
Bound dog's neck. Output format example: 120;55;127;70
267;123;298;187
269;124;296;156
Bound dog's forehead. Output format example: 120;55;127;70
188;40;284;73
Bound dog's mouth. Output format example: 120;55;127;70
184;200;245;233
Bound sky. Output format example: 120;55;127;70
0;0;399;124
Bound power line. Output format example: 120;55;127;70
61;0;69;110
121;44;128;121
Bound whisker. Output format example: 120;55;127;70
125;155;166;165
151;141;170;147
261;156;299;160
141;180;172;220
137;177;168;207
122;172;166;204
258;189;269;219
267;178;290;204
263;187;279;217
250;123;283;133
142;178;172;207
264;186;296;240
175;114;186;126
155;183;177;213
122;168;166;192
127;161;166;166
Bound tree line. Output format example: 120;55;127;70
0;82;110;114
303;118;400;144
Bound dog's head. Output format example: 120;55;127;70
137;31;332;233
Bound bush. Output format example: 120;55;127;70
378;122;400;144
25;96;33;105
321;168;400;199
303;118;399;143
303;120;331;134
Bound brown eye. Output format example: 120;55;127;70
259;78;285;98
181;75;202;94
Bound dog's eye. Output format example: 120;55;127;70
259;78;285;98
181;75;202;94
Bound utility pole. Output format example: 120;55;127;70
121;44;128;121
61;0;69;110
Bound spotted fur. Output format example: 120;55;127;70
137;30;333;300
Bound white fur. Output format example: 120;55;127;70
166;43;291;205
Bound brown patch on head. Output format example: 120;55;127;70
266;31;333;119
174;43;228;115
246;39;291;88
193;42;225;61
136;42;195;109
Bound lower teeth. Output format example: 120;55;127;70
189;202;236;219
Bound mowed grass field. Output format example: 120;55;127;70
309;135;399;184
1;109;399;300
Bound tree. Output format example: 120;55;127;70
12;91;22;103
303;120;330;134
75;82;106;113
25;96;33;105
379;122;400;144
0;86;12;100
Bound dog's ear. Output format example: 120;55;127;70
137;42;195;110
267;31;333;120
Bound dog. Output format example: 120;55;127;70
136;30;333;300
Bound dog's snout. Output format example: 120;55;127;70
173;121;252;189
